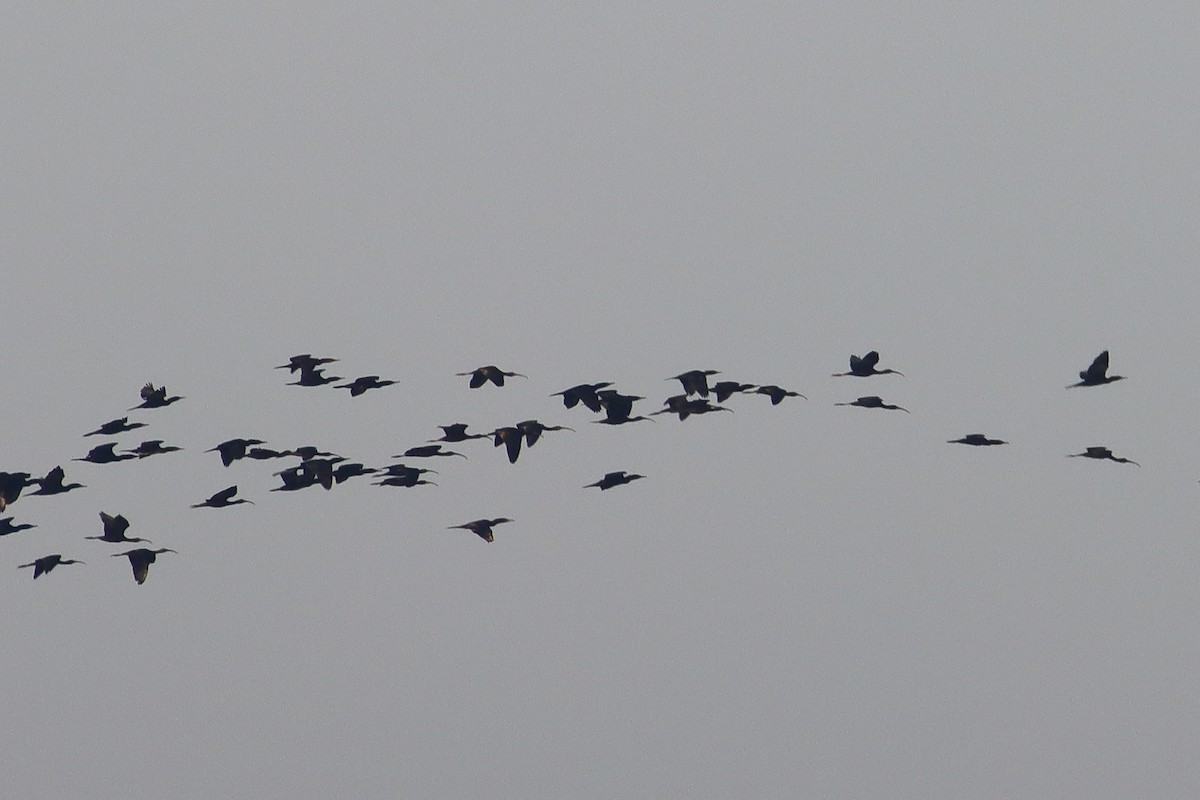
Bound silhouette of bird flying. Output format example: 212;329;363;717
0;516;36;536
126;440;183;458
132;383;184;409
552;382;613;412
0;471;34;510
669;369;720;397
948;434;1008;446
87;511;151;543
207;439;266;467
833;351;904;377
276;354;338;373
492;426;524;464
1066;446;1139;466
396;445;466;459
583;471;645;490
711;381;755;402
515;419;573;447
30;465;85;495
1068;351;1126;388
84;416;147;437
753;385;807;405
448;518;512;542
288;366;341;387
74;443;138;464
429;423;488;443
19;554;84;579
457;365;527;388
192;485;254;508
835;395;909;413
336;375;398;396
113;548;177;584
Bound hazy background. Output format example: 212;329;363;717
3;4;1198;798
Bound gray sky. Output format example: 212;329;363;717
3;4;1198;798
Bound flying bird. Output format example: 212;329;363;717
753;385;807;405
336;375;398;396
287;366;341;387
595;390;651;425
1066;446;1139;466
396;445;466;459
711;381;756;402
18;554;84;579
74;443;138;464
552;382;613;412
84;416;147;437
448;518;513;543
832;351;904;377
653;396;731;421
0;516;36;537
1068;351;1126;388
948;434;1008;446
456;365;527;388
30;465;85;495
126;440;183;458
668;369;720;397
132;383;184;409
515;419;573;447
192;485;254;508
113;548;177;584
0;471;34;509
429;423;489;443
207;438;266;467
332;463;378;483
583;471;645;490
492;426;524;464
87;511;151;544
835;395;910;413
276;354;338;373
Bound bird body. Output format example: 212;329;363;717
430;423;488;443
87;511;150;543
207;438;266;467
669;369;720;397
84;416;147;437
192;485;254;508
276;354;338;373
1068;351;1125;388
948;434;1008;446
833;351;903;377
75;443;138;464
1067;446;1139;466
337;375;398;396
397;445;466;459
457;365;527;388
288;366;341;387
113;548;176;584
448;518;512;542
132;383;184;409
552;382;613;412
18;554;84;579
753;385;807;405
0;516;36;536
126;440;182;458
492;427;523;464
584;471;645;490
711;381;755;402
835;395;909;413
0;471;34;509
30;465;85;495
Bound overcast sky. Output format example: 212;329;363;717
3;4;1199;798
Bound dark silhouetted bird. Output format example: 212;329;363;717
276;354;338;373
753;385;807;405
457;365;527;388
448;518;512;542
1067;446;1139;466
132;383;184;409
1068;351;1126;388
653;396;732;421
375;475;438;488
207;438;266;467
113;548;177;584
30;465;85;495
192;485;254;508
835;395;909;413
584;471;645;490
516;419;573;447
0;516;36;537
396;445;466;459
595;390;650;424
19;554;84;579
711;381;755;402
552;382;613;412
84;416;147;437
492;427;524;464
126;440;183;458
833;351;904;377
336;375;398;396
669;370;720;397
332;463;377;483
87;512;151;544
288;366;341;387
0;471;34;510
246;447;289;460
429;423;488;443
375;464;438;487
948;434;1008;446
74;443;138;464
285;445;338;461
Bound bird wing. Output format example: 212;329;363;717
862;351;881;368
1085;350;1110;380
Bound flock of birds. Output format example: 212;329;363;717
3;350;1133;583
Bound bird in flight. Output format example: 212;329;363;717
1067;351;1126;388
84;416;147;437
948;434;1008;446
1066;446;1139;466
132;383;184;409
287;366;341;387
87;512;151;544
336;375;398;396
668;369;721;397
832;351;904;377
0;516;36;537
448;518;513;542
126;440;183;459
0;471;34;509
18;554;84;579
276;354;338;374
74;443;138;464
396;445;467;459
29;465;85;495
753;385;807;405
207;438;267;467
583;471;645;490
552;382;613;412
192;485;254;509
429;423;489;443
835;395;910;413
457;365;527;388
711;381;755;402
113;548;177;584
